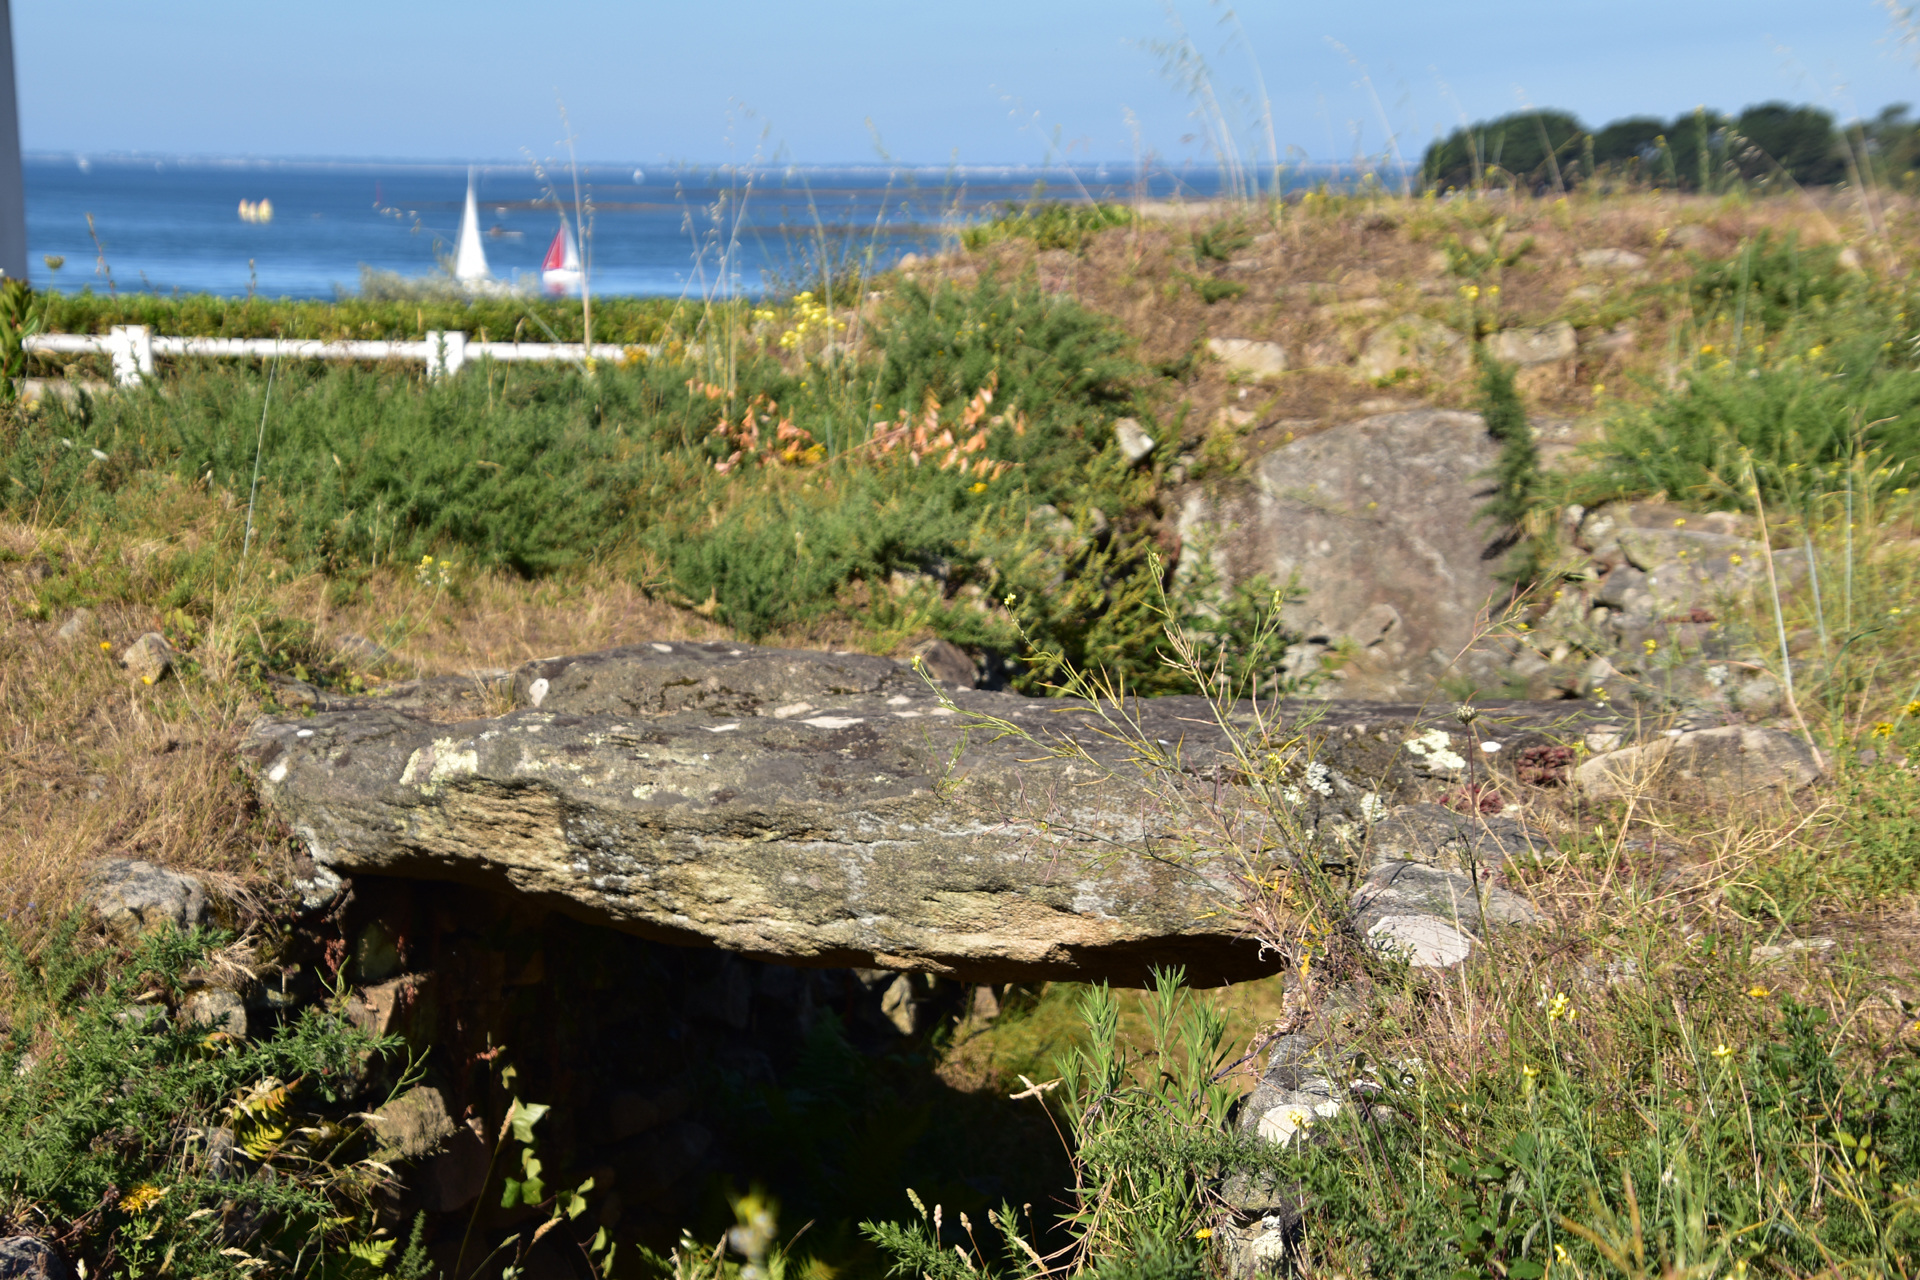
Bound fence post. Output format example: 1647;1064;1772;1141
424;331;469;379
106;325;150;386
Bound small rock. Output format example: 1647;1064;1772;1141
200;1126;237;1181
1356;314;1469;382
53;608;94;641
345;975;429;1040
118;631;173;685
1366;914;1477;967
910;638;977;688
1113;418;1158;464
1577;248;1647;270
1581;325;1637;357
0;1236;73;1280
1577;726;1822;800
1352;859;1543;938
368;1085;456;1162
1365;804;1548;871
1206;338;1289;380
181;988;249;1040
291;862;346;913
880;973;922;1034
1484;321;1576;367
87;859;209;940
352;921;402;984
1752;937;1836;963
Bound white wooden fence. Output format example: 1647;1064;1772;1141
24;325;654;386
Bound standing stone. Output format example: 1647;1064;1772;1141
1175;410;1507;699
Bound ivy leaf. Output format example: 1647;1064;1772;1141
507;1099;550;1145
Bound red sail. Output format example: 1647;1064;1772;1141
542;226;569;271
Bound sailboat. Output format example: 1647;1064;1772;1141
541;215;584;296
452;167;492;287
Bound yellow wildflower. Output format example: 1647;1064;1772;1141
1548;992;1574;1022
1905;701;1920;717
1194;1228;1213;1240
1712;1043;1734;1060
1747;985;1771;1000
1875;722;1896;738
121;1183;166;1213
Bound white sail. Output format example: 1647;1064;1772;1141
453;168;490;283
542;214;584;295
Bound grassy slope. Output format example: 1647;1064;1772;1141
8;186;1920;1276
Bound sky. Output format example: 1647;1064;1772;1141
16;0;1920;168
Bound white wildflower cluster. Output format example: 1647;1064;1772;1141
1359;792;1388;824
1303;761;1334;797
1404;728;1466;773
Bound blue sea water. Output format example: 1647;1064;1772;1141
22;156;1269;300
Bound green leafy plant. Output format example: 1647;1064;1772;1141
959;203;1134;254
0;917;407;1279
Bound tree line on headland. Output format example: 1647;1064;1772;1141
1421;101;1920;192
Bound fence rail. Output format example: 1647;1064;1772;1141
24;325;657;386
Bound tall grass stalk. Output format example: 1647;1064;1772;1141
240;356;278;561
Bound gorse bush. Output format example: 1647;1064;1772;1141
1687;230;1856;333
1575;327;1920;509
0;916;406;1279
959;203;1134;254
3;275;1292;695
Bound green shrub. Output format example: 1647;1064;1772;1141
959;203;1133;254
0;916;405;1279
1572;324;1920;510
1688;230;1854;333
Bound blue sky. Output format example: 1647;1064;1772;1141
17;0;1920;166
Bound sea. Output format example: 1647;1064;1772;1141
20;155;1391;300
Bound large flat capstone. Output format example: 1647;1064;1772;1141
241;642;1599;984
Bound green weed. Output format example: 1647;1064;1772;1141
0;917;407;1279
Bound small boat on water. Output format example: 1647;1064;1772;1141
541;216;584;296
453;168;492;287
